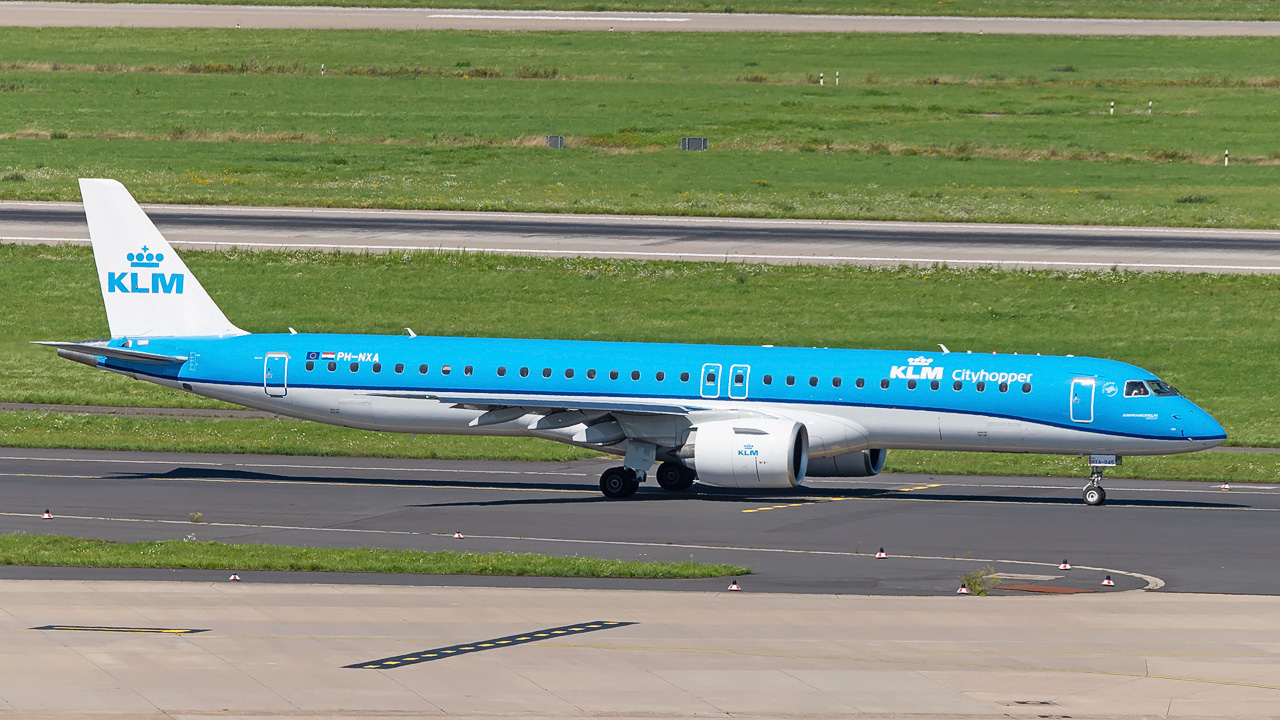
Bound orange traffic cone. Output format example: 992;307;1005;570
41;509;52;519
228;573;241;582
453;531;464;539
875;548;887;559
1059;559;1072;570
956;585;971;594
727;579;741;591
1101;575;1115;587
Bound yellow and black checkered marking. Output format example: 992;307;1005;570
347;620;634;670
33;625;208;634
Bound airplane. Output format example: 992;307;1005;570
36;179;1227;506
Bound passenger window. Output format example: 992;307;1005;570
394;363;404;374
763;375;773;385
930;380;939;390
464;365;473;376
1125;380;1150;397
441;365;451;375
953;380;962;391
855;378;865;389
497;367;507;377
680;372;690;382
328;361;337;372
418;364;428;374
832;377;842;388
1022;382;1032;393
808;376;818;387
907;379;917;390
610;370;619;380
880;379;889;389
631;370;641;380
349;362;359;372
542;368;552;378
519;367;529;377
305;360;314;371
587;369;597;379
372;363;382;373
785;376;795;386
976;381;986;392
656;371;665;381
999;382;1008;393
565;368;574;379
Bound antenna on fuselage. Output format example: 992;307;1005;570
938;344;950;354
405;328;417;338
288;327;297;335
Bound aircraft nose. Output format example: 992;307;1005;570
1181;403;1227;449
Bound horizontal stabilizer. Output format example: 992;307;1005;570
364;392;702;415
32;341;188;365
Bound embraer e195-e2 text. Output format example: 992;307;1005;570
38;179;1227;505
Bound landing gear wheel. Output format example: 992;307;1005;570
1083;485;1106;506
600;467;640;499
656;462;695;491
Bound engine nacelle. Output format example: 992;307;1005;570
684;419;808;488
806;449;887;477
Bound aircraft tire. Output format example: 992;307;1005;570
1082;485;1106;506
656;462;692;491
601;467;640;498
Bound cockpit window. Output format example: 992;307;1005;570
1146;379;1180;396
1124;380;1150;398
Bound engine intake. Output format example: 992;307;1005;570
685;419;808;488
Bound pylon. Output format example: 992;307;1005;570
41;509;52;519
956;585;971;594
875;548;887;559
453;531;464;539
1101;575;1115;587
727;579;741;591
228;573;240;582
1059;559;1071;570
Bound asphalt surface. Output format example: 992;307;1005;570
8;200;1280;272
4;2;1280;35
2;448;1277;595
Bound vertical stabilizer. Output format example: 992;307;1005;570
79;179;246;338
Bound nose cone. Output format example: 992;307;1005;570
1181;402;1227;450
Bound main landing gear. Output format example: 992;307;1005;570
600;467;641;498
1083;465;1108;507
655;461;696;491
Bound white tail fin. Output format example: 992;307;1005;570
80;179;246;338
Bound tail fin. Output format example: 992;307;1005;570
80;178;246;338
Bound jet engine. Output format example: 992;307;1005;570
806;449;887;477
683;419;808;488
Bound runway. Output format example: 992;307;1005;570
8;200;1280;272
2;448;1277;595
4;2;1280;35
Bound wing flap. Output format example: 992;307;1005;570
364;391;701;415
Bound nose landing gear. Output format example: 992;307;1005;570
1082;455;1118;506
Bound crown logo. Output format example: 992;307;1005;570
126;246;164;268
907;356;933;366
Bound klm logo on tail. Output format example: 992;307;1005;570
107;247;184;294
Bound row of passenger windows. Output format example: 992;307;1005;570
299;360;1031;393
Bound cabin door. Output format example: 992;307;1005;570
264;353;288;397
728;364;750;399
1070;377;1095;423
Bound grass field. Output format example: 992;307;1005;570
4;29;1280;226
0;534;749;577
5;243;1280;484
54;0;1280;20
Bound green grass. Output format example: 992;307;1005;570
5;243;1280;454
4;29;1280;226
48;0;1280;20
0;534;748;577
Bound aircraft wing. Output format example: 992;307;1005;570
32;341;189;365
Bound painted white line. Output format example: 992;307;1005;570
0;454;595;478
426;13;688;21
0;511;1164;590
14;236;1279;272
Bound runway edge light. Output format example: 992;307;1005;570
229;573;240;582
875;547;887;559
727;579;741;591
956;585;971;594
41;509;52;519
453;531;464;539
1102;575;1115;587
1059;559;1072;570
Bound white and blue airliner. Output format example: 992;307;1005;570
38;180;1227;505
